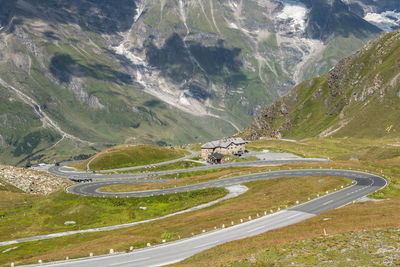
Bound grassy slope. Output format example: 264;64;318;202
115;161;205;174
100;166;274;192
0;175;348;266
73;144;189;171
228;229;400;266
0;180;226;242
242;30;400;140
247;138;400;161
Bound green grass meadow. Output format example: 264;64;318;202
0;183;227;242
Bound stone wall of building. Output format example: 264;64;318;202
201;143;245;159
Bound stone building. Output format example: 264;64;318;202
201;137;246;160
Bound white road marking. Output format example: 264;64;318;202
194;241;219;249
322;200;333;206
246;225;265;233
287;213;301;219
108;257;150;266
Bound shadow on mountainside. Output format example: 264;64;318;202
145;34;247;101
6;0;137;34
50;54;133;84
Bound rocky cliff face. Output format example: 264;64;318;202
0;0;395;164
242;29;400;140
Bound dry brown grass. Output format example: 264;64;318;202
99;167;265;192
0;191;36;209
175;198;400;267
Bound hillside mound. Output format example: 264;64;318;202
78;144;189;171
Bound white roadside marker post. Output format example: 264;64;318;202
90;252;93;257
110;249;114;254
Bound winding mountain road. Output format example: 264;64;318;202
28;168;386;267
49;158;329;180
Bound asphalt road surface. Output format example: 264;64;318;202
29;169;386;267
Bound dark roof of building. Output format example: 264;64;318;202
209;152;223;160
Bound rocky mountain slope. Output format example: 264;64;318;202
0;0;395;165
242;29;400;140
0;165;70;195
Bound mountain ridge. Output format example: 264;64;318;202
241;29;400;140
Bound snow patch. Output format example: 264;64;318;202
364;11;400;32
276;0;308;32
134;2;146;22
229;22;239;29
179;91;192;106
